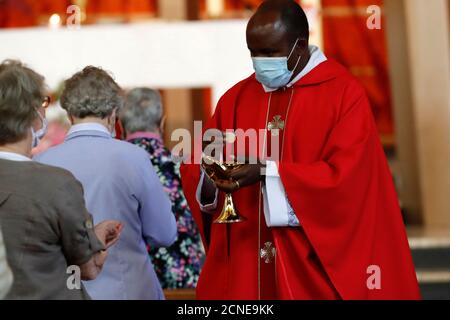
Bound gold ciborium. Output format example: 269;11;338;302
201;155;245;224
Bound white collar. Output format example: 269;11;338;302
262;45;328;93
68;123;111;136
0;151;32;162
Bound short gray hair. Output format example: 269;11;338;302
0;60;45;145
61;66;123;119
121;88;163;134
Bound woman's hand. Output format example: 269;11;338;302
94;220;123;249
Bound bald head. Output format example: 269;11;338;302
248;0;309;46
246;0;310;82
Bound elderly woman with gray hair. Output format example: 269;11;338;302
0;60;122;300
121;88;204;289
35;67;177;300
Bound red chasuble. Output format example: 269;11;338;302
180;60;420;300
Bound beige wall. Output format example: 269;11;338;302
386;0;450;227
157;0;188;20
385;0;423;225
163;89;194;149
157;0;199;150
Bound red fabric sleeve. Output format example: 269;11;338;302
278;81;420;299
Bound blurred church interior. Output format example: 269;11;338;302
0;0;449;299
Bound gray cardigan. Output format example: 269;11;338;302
0;159;105;300
0;227;13;299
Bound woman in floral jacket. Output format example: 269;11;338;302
122;88;204;289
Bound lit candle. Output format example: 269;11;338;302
207;0;225;18
48;14;62;29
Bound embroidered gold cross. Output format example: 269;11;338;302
267;115;285;136
260;242;276;264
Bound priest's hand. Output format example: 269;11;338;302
214;179;241;194
213;162;266;193
201;130;225;177
227;163;266;190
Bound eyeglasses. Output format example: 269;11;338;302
42;96;51;109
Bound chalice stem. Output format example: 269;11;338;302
214;193;245;224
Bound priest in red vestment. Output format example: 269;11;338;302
180;0;420;300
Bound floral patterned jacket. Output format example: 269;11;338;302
127;132;204;289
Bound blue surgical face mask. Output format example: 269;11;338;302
252;38;302;89
31;111;48;149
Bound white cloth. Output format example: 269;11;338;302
263;161;300;227
0;151;31;162
197;46;327;227
196;171;220;212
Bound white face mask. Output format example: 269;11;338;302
31;112;48;149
